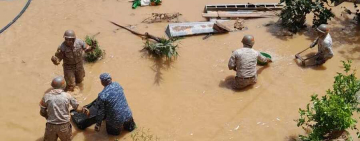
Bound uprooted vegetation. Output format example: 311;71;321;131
143;38;179;60
84;35;104;62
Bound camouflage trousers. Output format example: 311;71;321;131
63;64;85;91
106;117;136;135
315;53;333;65
233;75;257;89
44;122;72;141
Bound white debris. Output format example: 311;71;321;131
234;125;240;130
276;118;281;121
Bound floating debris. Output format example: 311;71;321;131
165;22;229;38
142;13;182;24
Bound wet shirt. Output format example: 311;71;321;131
228;47;268;78
41;89;79;124
95;82;133;126
53;38;86;69
317;33;333;59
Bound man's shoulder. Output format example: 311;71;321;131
75;38;84;43
58;42;67;51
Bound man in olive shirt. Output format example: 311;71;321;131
51;30;93;91
40;76;89;141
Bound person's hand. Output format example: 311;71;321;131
95;124;101;132
51;56;59;65
82;107;90;117
310;42;316;48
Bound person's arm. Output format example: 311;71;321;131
68;93;90;116
95;96;105;132
39;98;48;119
310;37;319;48
51;47;63;65
228;52;237;71
257;52;271;63
81;40;93;53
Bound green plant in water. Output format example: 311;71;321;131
279;0;339;33
280;0;313;33
131;127;159;141
144;38;179;60
312;0;335;27
84;35;104;62
297;60;360;141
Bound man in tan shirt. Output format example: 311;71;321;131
228;35;272;89
40;76;89;141
51;30;93;92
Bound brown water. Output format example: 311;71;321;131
1;0;360;140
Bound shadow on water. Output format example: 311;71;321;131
264;20;317;42
140;49;174;85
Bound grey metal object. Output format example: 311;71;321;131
204;3;283;12
165;22;226;38
203;11;275;19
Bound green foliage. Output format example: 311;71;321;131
144;38;178;60
279;0;339;33
297;60;360;141
131;127;159;141
280;0;313;33
312;0;335;27
84;36;104;62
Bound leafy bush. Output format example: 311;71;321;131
312;0;335;27
144;38;178;60
84;36;104;62
297;60;360;141
280;0;313;33
279;0;339;33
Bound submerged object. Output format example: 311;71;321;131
165;22;229;38
71;100;98;130
257;52;271;66
204;3;284;12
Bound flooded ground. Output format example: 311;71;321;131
1;0;360;140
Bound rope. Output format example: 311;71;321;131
0;0;32;34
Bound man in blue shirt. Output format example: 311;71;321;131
94;73;136;135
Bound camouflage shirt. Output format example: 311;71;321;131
40;89;79;124
95;82;133;126
228;47;268;78
53;38;86;70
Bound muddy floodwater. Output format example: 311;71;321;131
1;0;360;140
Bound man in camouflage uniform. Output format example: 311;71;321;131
228;35;272;89
51;30;93;91
39;76;89;141
92;73;136;135
309;24;334;65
